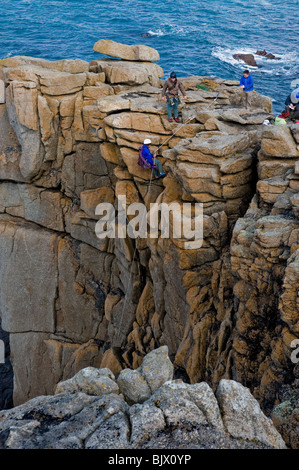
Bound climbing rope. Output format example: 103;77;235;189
114;92;220;344
156;92;220;153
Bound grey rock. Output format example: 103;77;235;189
55;366;119;396
187;382;225;431
0;391;128;449
149;381;208;428
85;411;130;449
129;402;166;446
140;345;174;393
117;368;151;405
0;348;287;450
216;379;287;449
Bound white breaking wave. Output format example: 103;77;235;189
145;22;200;38
147;29;165;37
212;46;298;76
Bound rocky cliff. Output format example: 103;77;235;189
0;41;298;446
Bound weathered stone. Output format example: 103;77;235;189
261;126;298;158
0;347;287;449
129;402;165;445
0;220;58;334
80;186;114;218
186;132;250;157
5;83;43;180
0;104;24;182
222;108;272;125
117;368;151;404
0;56;89;74
257;177;288;204
0;183;65;230
233;53;258;67
9;82;38;130
94;60;163;87
216;379;286;448
39;70;86;95
93;39;160;62
140;346;174;393
97;94;131;113
55;367;118;396
272;393;299;449
83;83;114;101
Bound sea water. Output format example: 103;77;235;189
0;0;298;114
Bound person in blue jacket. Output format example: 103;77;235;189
240;70;254;109
142;139;166;179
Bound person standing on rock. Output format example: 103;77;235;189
162;72;187;122
142;139;166;179
240;70;254;109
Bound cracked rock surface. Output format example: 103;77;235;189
0;346;286;449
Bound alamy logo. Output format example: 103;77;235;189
291;339;299;364
0;340;4;364
95;195;204;249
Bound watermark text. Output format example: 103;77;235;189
95;196;204;249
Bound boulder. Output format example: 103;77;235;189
216;379;287;449
256;50;281;60
92;60;163;87
93;39;160;62
0;56;89;73
261;125;298;158
140;345;174;393
256;49;267;57
233;53;258;67
55;367;119;396
117;369;151;404
0;347;287;449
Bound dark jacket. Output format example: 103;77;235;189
162;78;186;98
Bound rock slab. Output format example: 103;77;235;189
93;39;160;62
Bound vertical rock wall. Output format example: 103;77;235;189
0;48;297;417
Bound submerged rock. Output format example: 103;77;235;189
256;49;281;60
233;53;258;67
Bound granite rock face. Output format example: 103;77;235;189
0;347;286;449
0;41;298;447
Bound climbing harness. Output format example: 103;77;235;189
137;146;156;170
166;93;181;107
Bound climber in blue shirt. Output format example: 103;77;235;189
142;139;165;179
240;70;254;109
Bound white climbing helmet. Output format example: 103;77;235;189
144;139;151;145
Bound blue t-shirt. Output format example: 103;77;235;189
240;74;254;91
